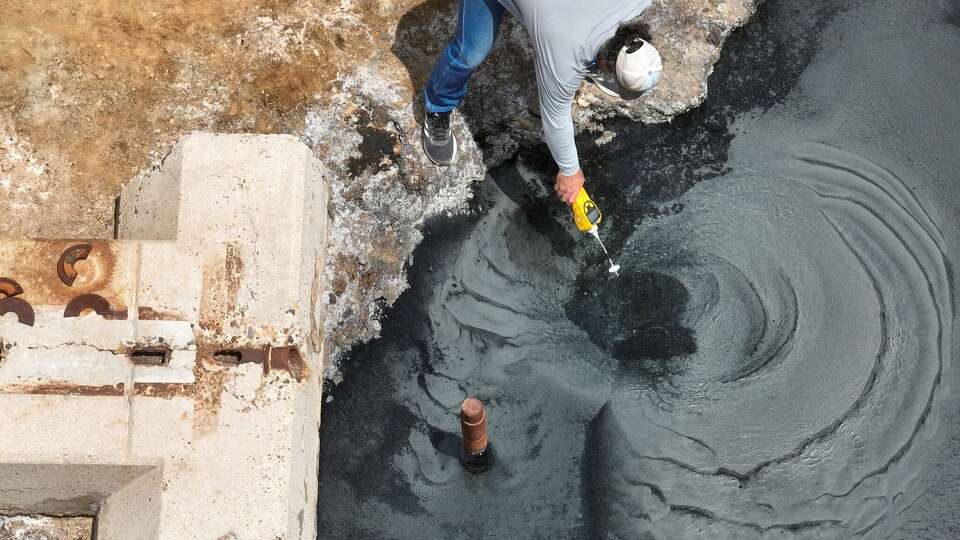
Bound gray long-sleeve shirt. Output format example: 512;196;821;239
498;0;651;175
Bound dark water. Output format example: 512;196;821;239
318;1;960;538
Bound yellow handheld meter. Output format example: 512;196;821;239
571;187;602;233
569;186;620;274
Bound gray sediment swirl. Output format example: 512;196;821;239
583;139;952;537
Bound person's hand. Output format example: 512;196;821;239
555;169;585;205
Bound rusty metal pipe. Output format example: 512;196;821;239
459;397;493;473
461;397;488;454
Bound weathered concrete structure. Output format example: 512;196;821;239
0;134;328;539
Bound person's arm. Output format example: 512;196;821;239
542;86;586;204
540;82;580;177
534;47;586;204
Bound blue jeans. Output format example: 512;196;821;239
424;0;505;113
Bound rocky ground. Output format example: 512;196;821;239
0;0;758;379
0;516;91;540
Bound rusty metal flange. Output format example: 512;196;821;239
63;293;127;320
0;297;35;326
0;278;24;298
57;244;93;287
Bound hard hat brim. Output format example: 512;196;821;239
586;71;646;101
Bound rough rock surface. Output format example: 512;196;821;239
0;516;92;540
0;0;758;378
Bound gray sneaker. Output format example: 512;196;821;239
422;111;457;166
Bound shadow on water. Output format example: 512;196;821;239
566;270;695;378
946;0;960;28
487;161;578;258
318;208;486;536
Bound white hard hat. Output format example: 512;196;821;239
588;38;662;100
616;38;662;94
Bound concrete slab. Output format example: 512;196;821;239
0;134;329;539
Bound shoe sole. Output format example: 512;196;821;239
422;124;458;167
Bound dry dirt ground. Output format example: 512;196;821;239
1;0;407;237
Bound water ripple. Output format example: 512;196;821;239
587;141;952;537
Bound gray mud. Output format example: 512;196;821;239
318;1;960;538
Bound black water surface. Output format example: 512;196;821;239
566;270;696;364
317;212;480;535
319;1;960;537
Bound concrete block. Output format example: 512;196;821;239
0;345;129;387
135;241;204;325
118;142;184;241
0;134;330;539
0;463;156;517
97;466;163;540
120;133;331;351
0;396;129;463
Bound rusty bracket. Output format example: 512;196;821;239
57;243;93;286
0;297;35;327
206;346;306;382
63;293;128;320
0;277;24;298
210;348;267;366
268;346;306;382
